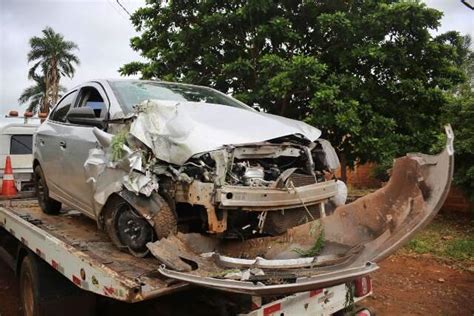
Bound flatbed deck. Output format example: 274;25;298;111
0;199;189;302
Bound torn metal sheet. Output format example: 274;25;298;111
122;172;158;197
129;100;322;165
149;126;453;295
85;128;154;213
317;139;340;171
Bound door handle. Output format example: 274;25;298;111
38;138;45;146
59;141;67;149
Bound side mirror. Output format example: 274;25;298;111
67;107;104;128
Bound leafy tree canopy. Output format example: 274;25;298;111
121;0;469;176
443;36;474;202
18;74;66;114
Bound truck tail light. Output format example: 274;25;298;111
354;275;372;297
355;309;372;316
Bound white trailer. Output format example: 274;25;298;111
0;199;374;316
0;116;41;191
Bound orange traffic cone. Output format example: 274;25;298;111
1;156;17;197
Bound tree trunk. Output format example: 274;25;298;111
279;95;290;117
50;57;59;110
339;151;347;183
41;75;49;113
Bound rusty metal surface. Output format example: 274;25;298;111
148;126;454;295
175;181;228;233
217;180;337;210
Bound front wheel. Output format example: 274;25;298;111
34;165;61;215
103;197;155;257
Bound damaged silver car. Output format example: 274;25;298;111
33;79;453;294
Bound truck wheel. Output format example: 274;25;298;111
19;254;96;316
20;256;37;316
103;196;155;257
34;165;61;215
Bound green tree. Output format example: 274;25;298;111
121;0;468;179
18;75;66;114
27;27;79;112
443;35;474;202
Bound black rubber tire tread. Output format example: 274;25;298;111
102;195;128;250
34;165;61;215
151;194;177;239
20;256;40;316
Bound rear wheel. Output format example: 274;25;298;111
19;254;96;316
34;165;61;215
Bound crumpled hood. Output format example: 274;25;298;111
129;100;321;165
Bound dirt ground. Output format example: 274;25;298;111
1;252;473;316
365;254;474;315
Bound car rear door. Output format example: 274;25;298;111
59;83;109;217
36;90;78;198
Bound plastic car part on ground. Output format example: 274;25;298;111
147;126;454;295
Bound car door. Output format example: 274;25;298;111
35;90;78;198
59;83;109;217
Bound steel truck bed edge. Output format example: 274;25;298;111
0;202;189;302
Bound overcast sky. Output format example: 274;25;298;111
0;0;473;115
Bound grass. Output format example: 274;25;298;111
111;130;128;161
293;221;325;257
403;212;474;266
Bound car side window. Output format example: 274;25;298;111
50;91;77;123
75;86;107;119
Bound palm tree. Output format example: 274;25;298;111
18;75;66;114
27;27;79;112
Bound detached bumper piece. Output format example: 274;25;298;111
149;126;454;296
158;262;378;296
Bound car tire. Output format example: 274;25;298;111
34;165;61;215
103;196;155;257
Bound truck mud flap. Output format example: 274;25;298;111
150;126;454;295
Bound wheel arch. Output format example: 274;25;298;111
100;190;177;240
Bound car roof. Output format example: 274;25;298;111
73;79;214;90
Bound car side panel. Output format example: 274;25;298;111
34;121;68;197
59;124;98;217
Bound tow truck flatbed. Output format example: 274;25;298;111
0;199;189;302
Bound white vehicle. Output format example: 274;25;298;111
0;112;41;191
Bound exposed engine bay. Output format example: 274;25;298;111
168;138;344;238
